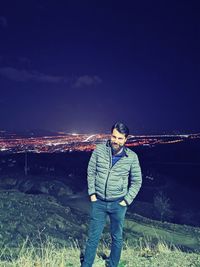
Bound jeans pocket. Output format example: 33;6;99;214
118;201;127;208
91;199;98;204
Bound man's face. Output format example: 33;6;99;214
110;128;127;153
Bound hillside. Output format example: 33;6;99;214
66;196;200;252
0;190;200;256
0;190;88;250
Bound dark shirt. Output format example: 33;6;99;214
112;148;126;166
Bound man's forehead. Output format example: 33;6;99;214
112;128;126;138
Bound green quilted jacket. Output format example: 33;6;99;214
87;140;142;205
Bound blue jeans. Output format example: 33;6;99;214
81;199;127;267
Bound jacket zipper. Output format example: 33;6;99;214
104;149;126;199
104;148;112;200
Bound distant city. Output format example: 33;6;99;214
0;130;199;153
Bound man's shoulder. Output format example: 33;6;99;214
124;147;138;158
92;142;110;157
95;142;107;152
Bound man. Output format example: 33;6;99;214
81;122;142;267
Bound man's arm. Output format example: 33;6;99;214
124;154;142;205
87;148;97;201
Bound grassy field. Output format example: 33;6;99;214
0;238;200;267
66;197;200;252
1;191;200;266
123;213;200;251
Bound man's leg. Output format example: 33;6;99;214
107;201;127;267
81;200;107;267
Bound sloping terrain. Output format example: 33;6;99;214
0;190;200;255
66;196;200;252
0;190;87;250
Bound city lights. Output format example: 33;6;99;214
0;131;199;154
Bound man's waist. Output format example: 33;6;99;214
96;194;125;202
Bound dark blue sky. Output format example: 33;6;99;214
0;1;199;134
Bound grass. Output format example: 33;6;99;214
0;191;200;266
0;236;200;267
123;213;200;251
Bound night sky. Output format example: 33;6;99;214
0;1;199;134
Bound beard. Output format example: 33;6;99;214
110;142;123;155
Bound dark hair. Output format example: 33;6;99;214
111;122;129;138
